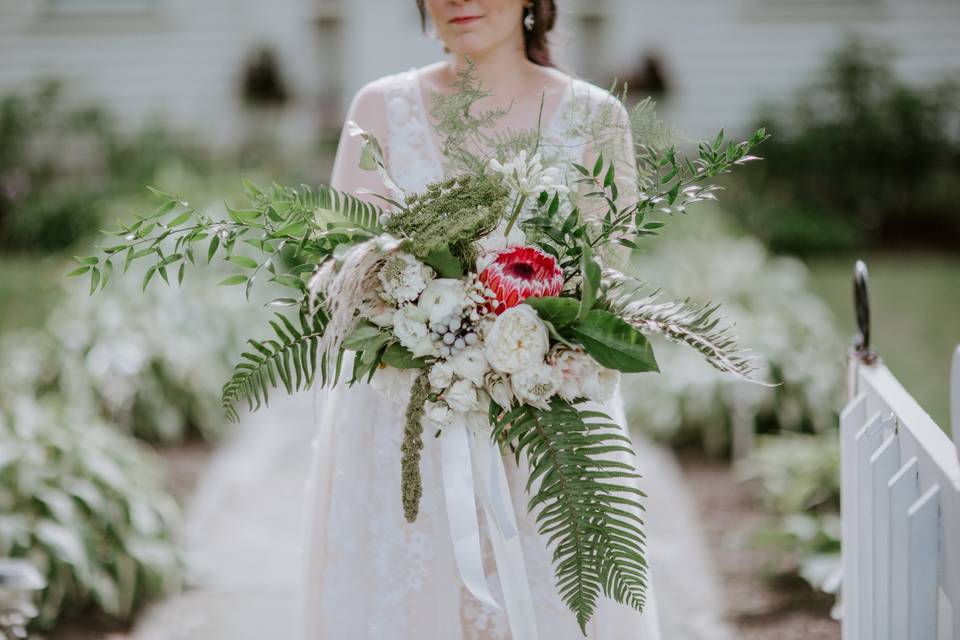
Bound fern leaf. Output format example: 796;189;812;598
495;400;648;632
221;310;328;421
313;185;385;232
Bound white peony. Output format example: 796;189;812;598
424;400;453;425
511;362;563;410
378;252;433;303
484;305;549;374
428;362;455;391
418;278;468;324
392;305;434;358
450;346;489;386
444;378;480;413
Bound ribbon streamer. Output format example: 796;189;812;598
440;414;540;640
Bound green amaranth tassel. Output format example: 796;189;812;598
401;370;431;523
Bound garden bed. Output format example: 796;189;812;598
679;452;840;640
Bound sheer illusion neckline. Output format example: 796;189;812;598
411;66;574;171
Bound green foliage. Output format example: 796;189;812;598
221;311;328;422
428;61;537;175
570;310;659;373
495;400;648;633
386;174;509;263
731;37;960;254
0;81;209;252
0;400;181;630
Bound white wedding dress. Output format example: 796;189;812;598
299;67;663;640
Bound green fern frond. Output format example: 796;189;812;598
221;310;329;421
312;184;385;233
495;400;648;633
602;269;762;381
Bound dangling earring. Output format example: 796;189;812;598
524;6;535;31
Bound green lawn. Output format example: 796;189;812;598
806;251;960;431
0;253;71;332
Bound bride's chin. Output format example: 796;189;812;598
446;35;496;58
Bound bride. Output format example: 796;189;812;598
300;1;662;637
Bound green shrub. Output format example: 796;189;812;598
0;82;209;252
730;37;960;254
0;399;181;629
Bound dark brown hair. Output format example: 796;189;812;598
416;0;557;67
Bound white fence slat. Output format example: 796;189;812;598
854;412;893;637
951;345;959;455
889;457;921;640
908;486;941;640
840;394;868;638
870;433;900;640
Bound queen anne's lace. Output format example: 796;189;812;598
301;69;662;640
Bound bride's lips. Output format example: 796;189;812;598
449;15;482;25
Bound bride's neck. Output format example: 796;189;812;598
448;45;536;96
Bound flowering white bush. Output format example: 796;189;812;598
0;397;181;629
623;213;844;457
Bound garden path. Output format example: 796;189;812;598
131;392;733;640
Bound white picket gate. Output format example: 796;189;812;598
841;262;960;640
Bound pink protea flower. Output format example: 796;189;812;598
479;246;563;314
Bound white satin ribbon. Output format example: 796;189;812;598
440;414;540;640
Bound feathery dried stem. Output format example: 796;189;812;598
603;269;766;382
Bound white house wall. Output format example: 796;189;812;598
2;0;959;147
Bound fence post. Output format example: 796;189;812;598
952;345;959;456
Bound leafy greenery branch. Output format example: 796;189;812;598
70;180;386;303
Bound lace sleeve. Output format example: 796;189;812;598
330;81;392;205
577;92;639;268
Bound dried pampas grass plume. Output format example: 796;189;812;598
308;236;401;380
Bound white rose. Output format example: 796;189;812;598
584;367;620;402
484;305;549;374
418;278;467;324
552;348;598;402
450;346;489;386
444;378;480;413
378;253;433;303
428;362;455;391
424;400;453;425
511;362;562;410
392;305;435;358
484;371;515;409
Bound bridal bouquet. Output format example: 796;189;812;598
73;71;767;634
